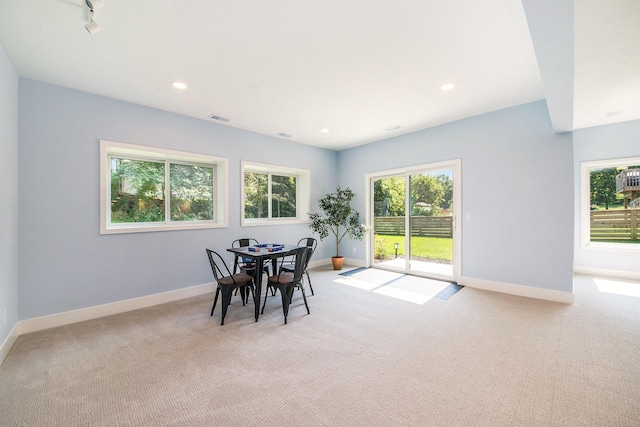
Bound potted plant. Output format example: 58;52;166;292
308;186;368;270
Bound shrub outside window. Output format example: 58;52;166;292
101;140;227;234
242;161;309;225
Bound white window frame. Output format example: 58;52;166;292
241;160;310;226
100;140;228;234
580;156;640;251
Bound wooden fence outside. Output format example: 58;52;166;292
590;209;639;241
375;216;453;238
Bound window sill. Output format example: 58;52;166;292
101;221;227;235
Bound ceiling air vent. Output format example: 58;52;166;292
383;125;401;132
277;132;292;138
208;114;230;122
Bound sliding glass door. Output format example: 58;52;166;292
369;160;460;282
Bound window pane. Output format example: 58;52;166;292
271;175;297;218
170;163;214;222
589;164;640;244
244;172;268;219
110;158;165;223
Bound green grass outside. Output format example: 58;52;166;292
375;234;453;262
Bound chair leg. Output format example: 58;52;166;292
220;287;234;325
305;270;314;296
300;283;310;315
246;283;254;305
280;285;294;324
261;284;270;314
211;287;220;316
239;286;247;306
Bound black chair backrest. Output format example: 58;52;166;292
232;238;259;264
297;238;316;269
206;249;234;284
290;247;311;283
298;237;317;250
232;238;259;248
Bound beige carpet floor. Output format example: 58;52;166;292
1;267;639;426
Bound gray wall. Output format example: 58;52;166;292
338;101;575;293
18;79;338;320
0;43;19;344
573;119;640;273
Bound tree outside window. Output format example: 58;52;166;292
101;140;227;234
244;172;268;219
241;161;309;225
271;174;296;218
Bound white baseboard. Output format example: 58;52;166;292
0;322;20;367
573;266;640;281
459;276;574;304
19;282;215;335
308;258;365;269
308;258;332;269
342;257;366;268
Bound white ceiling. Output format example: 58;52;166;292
0;0;638;151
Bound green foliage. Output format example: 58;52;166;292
374;173;453;217
271;175;297;218
590;167;619;209
111;158;165;223
110;158;215;223
170;164;214;221
244;172;268;219
308;186;368;257
374;177;405;216
410;174;444;215
244;172;297;219
435;174;453;210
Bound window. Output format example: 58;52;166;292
581;156;640;249
241;161;310;225
100;140;228;234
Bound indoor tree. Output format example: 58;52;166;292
308;186;368;269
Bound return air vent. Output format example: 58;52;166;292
383;125;401;131
277;132;292;138
208;114;230;122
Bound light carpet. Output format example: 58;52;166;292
1;267;639;426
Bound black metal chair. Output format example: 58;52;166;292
231;238;271;299
231;238;271;277
206;249;255;325
280;237;316;295
261;246;311;324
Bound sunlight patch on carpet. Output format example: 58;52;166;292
334;269;456;305
594;278;640;298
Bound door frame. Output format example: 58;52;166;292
364;159;462;282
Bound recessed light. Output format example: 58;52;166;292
441;83;456;91
321;129;330;134
171;81;187;90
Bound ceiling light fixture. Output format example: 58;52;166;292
84;0;104;34
440;83;456;91
171;81;187;90
320;129;329;134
